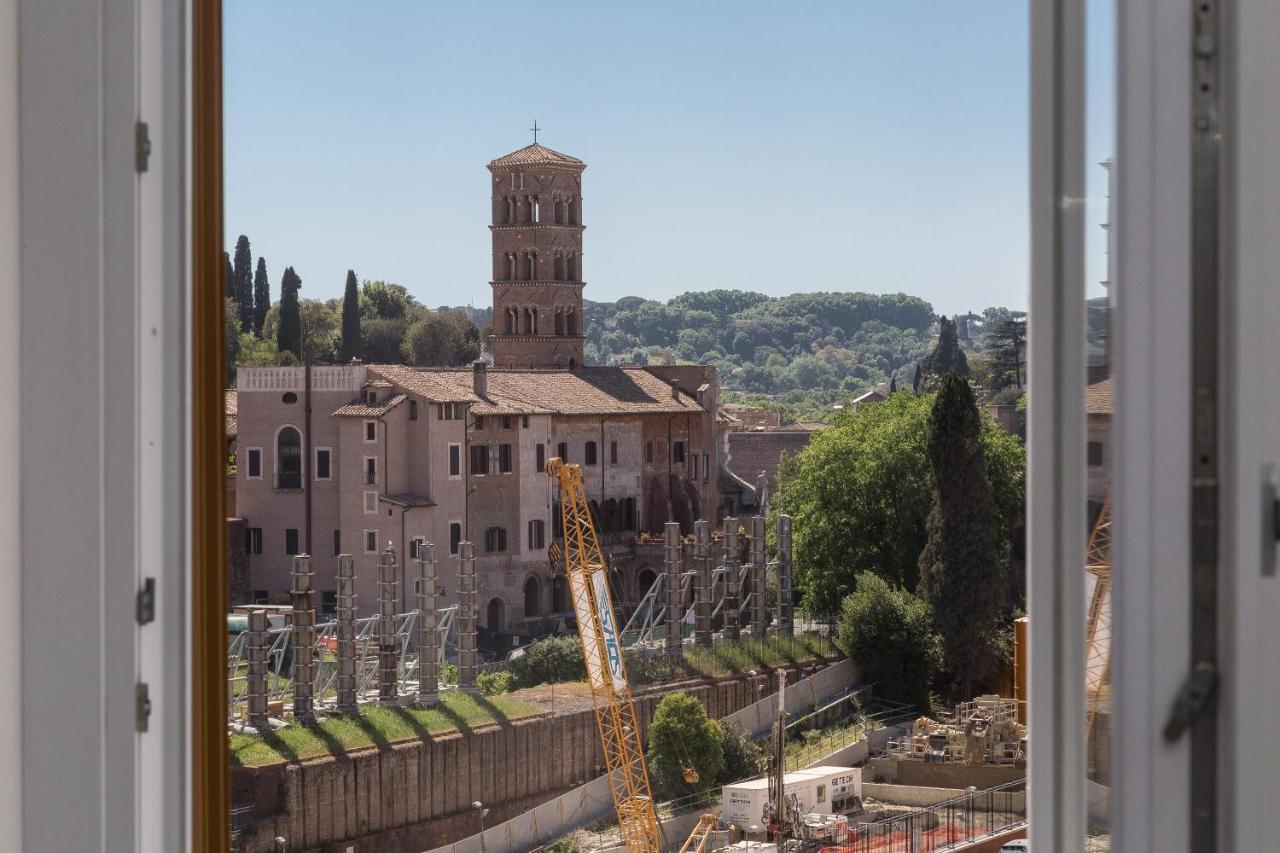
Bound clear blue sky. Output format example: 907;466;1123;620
225;2;1114;317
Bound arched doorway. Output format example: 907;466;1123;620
486;597;505;631
637;569;658;599
523;576;541;619
552;576;568;613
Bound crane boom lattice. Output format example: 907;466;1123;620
547;458;662;853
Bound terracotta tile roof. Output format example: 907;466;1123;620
364;379;393;389
332;393;408;417
1086;377;1112;415
367;365;706;416
488;143;585;169
380;493;436;509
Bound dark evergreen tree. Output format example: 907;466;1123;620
912;363;922;394
224;251;234;302
917;372;1006;698
340;269;361;362
889;377;898;394
986;318;1026;389
277;266;303;361
252;257;270;336
919;317;969;392
233;235;254;333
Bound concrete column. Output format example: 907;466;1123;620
776;515;793;637
722;518;740;643
335;554;358;713
290;554;317;723
377;544;401;707
416;542;440;706
663;522;682;658
750;515;767;639
457;542;478;693
693;520;712;647
245;609;270;731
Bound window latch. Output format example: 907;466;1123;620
1162;662;1218;742
135;121;151;173
136;682;152;733
137;577;156;625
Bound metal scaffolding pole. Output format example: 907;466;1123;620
663;522;683;658
457;542;478;694
750;515;767;639
416;541;440;705
722;517;740;642
245;609;269;730
290;554;317;723
377;544;400;707
693;519;712;647
776;514;793;638
335;554;358;713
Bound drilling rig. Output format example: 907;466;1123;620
547;457;662;853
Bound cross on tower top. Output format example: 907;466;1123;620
530;120;540;144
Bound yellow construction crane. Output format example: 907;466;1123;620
1084;500;1112;740
547;458;662;853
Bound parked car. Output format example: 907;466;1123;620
999;840;1029;852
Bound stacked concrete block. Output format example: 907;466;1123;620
663;522;683;658
776;514;794;637
335;555;358;713
415;541;440;705
245;609;270;730
377;544;401;707
457;542;478;694
290;555;317;723
722;517;740;642
750;515;768;639
693;520;712;647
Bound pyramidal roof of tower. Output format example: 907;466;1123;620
488;143;585;169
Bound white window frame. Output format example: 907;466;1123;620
363;490;377;515
244;446;263;480
314;446;332;481
363;419;377;443
448;442;462;479
410;536;426;561
363;529;378;554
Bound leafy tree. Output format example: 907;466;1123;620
236;332;297;368
772;392;1023;617
252;257;270;336
716;721;763;785
645;693;724;801
224;298;241;383
918;372;1007;698
341;269;360;362
835;572;941;708
402;312;481;367
360;280;412;320
918;317;969;391
233;235;254;333
361;317;410;363
507;636;586;688
277;266;303;360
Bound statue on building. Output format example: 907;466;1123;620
755;470;770;515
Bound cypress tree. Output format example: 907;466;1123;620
224;251;234;302
912;363;922;394
277;266;303;360
889;376;897;394
917;372;1005;698
233;235;254;333
919;316;970;392
340;269;361;362
252;257;270;336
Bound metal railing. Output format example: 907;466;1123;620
822;781;1026;853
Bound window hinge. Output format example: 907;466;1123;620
136;682;152;732
135;121;151;173
1162;662;1218;742
137;576;156;625
1265;465;1280;577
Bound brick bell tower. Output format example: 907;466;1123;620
487;136;587;369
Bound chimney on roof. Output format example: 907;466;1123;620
671;382;680;401
473;360;488;398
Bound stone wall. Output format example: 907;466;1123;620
725;429;816;494
231;672;790;853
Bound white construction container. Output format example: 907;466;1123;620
720;765;862;828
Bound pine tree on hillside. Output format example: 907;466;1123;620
912;363;923;394
918;316;969;391
233;235;254;333
340;269;361;362
252;257;270;336
224;251;234;302
890;377;898;394
917;371;1006;699
277;266;303;360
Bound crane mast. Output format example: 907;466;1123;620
547;458;662;853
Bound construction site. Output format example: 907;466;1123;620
226;462;1114;853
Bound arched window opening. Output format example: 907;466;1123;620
533;195;541;223
523;576;541;619
623;497;637;531
486;597;506;631
277;426;301;489
637;569;658;599
567;253;578;281
602;498;618;533
554;253;565;281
